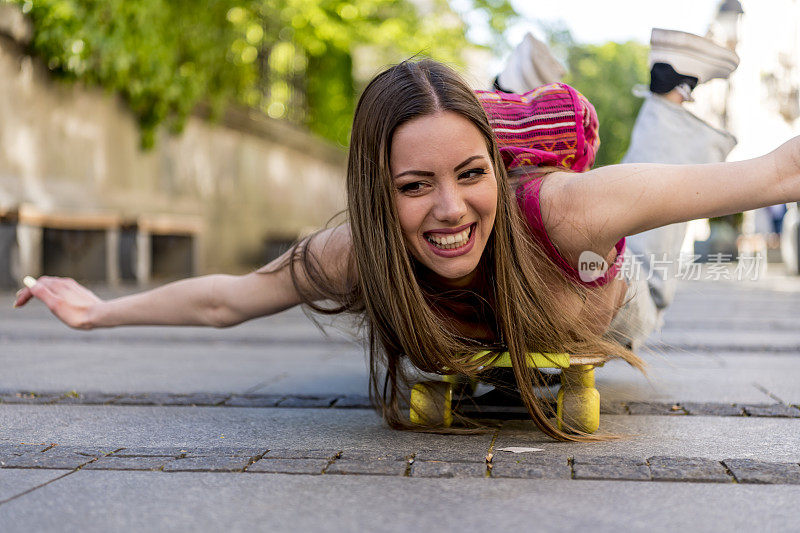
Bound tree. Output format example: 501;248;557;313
543;23;650;167
563;40;650;166
9;0;518;148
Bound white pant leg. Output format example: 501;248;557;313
626;221;688;310
605;247;661;350
606;221;688;348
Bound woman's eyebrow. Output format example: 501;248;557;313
453;155;486;171
393;169;435;179
394;155;487;180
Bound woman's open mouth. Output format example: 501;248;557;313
423;223;477;257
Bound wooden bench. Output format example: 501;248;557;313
6;204;204;288
130;213;204;286
15;203;122;285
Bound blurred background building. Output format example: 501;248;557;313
0;0;505;288
688;0;800;270
0;0;798;288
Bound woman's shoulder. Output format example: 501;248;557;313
307;223;356;282
255;223;357;297
312;223;352;252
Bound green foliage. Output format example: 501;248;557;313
230;0;519;145
542;24;649;166
12;0;250;148
563;40;650;166
305;49;354;145
9;0;518;149
462;0;518;50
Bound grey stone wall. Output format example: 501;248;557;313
0;5;346;277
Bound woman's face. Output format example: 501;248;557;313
390;111;498;287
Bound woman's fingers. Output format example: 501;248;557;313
12;287;32;307
13;276;37;307
30;278;61;311
13;288;24;307
16;276;61;312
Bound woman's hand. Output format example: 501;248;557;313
13;276;103;330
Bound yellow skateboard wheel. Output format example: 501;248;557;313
556;365;600;434
410;381;453;427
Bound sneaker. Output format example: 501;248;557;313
495;32;565;93
649;28;739;85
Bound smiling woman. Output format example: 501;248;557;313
260;58;645;441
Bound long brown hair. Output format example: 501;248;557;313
271;58;644;441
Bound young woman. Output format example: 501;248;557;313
13;59;800;441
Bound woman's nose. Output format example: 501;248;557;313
433;181;468;223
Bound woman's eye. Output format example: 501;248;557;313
460;168;488;180
399;182;425;193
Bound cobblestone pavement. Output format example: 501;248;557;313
2;389;799;417
2;443;800;484
1;267;800;531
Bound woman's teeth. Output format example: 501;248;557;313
426;226;472;249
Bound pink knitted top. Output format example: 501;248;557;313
515;174;625;287
475;83;625;287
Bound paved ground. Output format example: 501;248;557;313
1;265;800;532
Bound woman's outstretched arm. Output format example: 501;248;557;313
540;136;800;263
214;223;353;327
13;224;353;330
14;274;239;329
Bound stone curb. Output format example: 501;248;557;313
645;342;800;354
0;332;355;348
1;391;798;419
2;445;800;485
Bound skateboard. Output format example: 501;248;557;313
409;351;607;433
